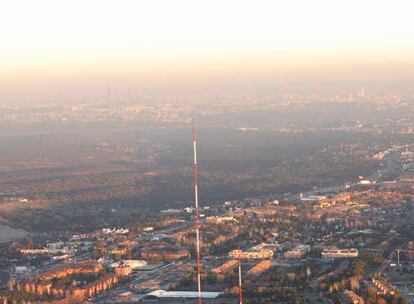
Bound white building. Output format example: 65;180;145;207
110;260;147;269
15;266;30;273
102;227;129;234
229;248;273;259
322;248;358;259
146;290;222;299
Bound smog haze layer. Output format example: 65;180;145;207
1;0;414;103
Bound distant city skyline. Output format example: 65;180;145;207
1;0;414;102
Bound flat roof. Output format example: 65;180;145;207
147;290;222;299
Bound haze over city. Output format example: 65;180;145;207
1;0;414;102
0;1;414;304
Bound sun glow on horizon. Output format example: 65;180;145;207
1;0;414;101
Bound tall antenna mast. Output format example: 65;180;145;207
192;118;202;304
238;246;243;304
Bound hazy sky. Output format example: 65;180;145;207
1;0;414;102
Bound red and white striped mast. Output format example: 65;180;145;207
238;246;243;304
192;118;202;304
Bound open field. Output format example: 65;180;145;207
0;224;28;242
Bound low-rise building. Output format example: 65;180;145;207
14;266;30;274
110;260;147;270
206;216;238;224
140;248;190;261
340;289;364;304
229;248;273;259
251;243;282;253
322;248;358;259
284;245;310;259
248;260;272;276
114;266;133;277
371;278;396;296
212;260;238;275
